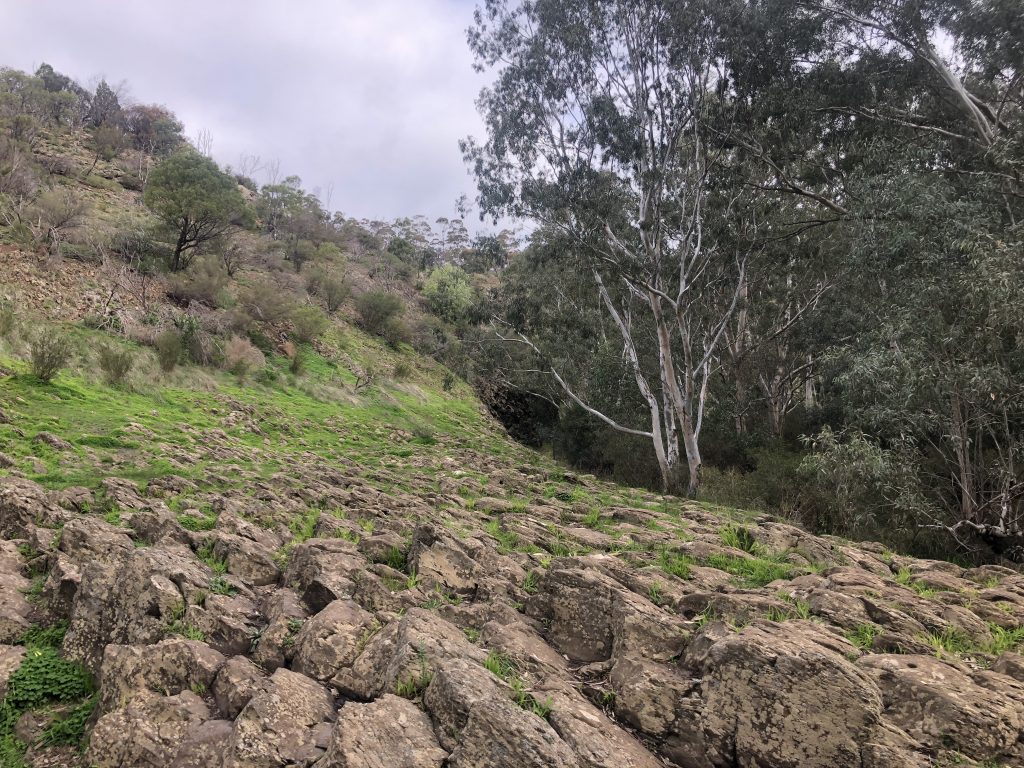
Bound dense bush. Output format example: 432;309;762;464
290;305;329;343
97;344;134;386
0;301;15;337
423;265;475;323
239;278;297;326
306;267;349;313
166;256;230;308
29;331;72;383
355;291;404;335
222;334;266;380
154;330;182;372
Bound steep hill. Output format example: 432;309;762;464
1;122;1023;768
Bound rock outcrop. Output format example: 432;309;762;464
1;467;1023;768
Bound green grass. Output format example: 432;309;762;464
720;524;760;554
657;548;694;580
703;553;795;587
894;566;936;597
845;623;882;651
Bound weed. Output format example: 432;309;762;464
395;646;433;699
924;627;972;657
845;623;882;651
522;571;539;595
464;628;480;643
648;582;664;605
987;624;1024;655
208;576;236;596
383;546;407;571
703;553;794;588
657;549;693;580
197;541;228;575
720;524;760;554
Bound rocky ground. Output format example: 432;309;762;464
1;438;1023;767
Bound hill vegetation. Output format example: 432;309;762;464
0;1;1022;765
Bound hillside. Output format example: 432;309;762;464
1;82;1024;768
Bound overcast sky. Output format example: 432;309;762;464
1;0;492;224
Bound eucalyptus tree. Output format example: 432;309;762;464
465;0;751;496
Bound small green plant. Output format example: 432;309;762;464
359;518;376;535
895;567;936;597
97;344;135;386
845;623;882;651
289;508;321;543
0;634;95;762
29;331;73;383
986;624;1024;655
154;329;183;373
694;606;716;629
703;553;794;588
522;571;539;595
924;626;971;658
581;509;608;530
464;628;480;643
778;593;812;619
383;546;407;571
657;548;693;580
197;541;228;575
485;520;520;555
720;524;760;554
209;576;236;596
648;582;664;605
394;646;433;699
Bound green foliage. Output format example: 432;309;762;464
657;549;693;581
845;624;882;652
290;305;329;343
423;264;475;323
703;553;794;588
354;291;408;348
154;329;183;373
0;636;95;765
383;546;407;571
29;331;72;383
97;344;134;386
143;149;247;271
720;524;760;554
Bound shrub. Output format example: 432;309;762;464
166;256;230;308
97;344;134;386
0;301;15;337
222;334;266;380
306;267;350;313
29;331;72;382
239;278;297;326
154;330;182;372
290;305;329;343
423;264;475;323
381;316;411;349
355;291;404;336
393;360;413;380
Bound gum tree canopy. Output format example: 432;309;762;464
463;0;751;496
144;149;246;272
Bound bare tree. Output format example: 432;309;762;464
194;127;214;158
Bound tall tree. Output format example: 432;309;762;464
143;150;247;271
465;0;749;496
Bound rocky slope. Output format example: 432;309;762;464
1;442;1023;767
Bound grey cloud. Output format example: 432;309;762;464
1;0;488;221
